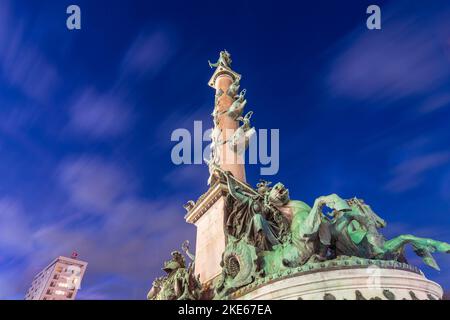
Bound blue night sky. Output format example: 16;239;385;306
0;0;449;299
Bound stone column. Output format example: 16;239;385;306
185;53;247;286
213;74;246;182
208;61;246;183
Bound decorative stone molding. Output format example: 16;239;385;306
185;182;227;224
185;177;254;224
208;66;241;89
230;262;443;300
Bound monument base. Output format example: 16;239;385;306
185;183;228;284
229;260;443;300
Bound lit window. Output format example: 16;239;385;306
54;290;66;296
57;282;69;288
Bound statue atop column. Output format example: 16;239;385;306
206;50;254;185
148;51;450;300
208;50;232;69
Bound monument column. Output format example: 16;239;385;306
156;51;450;301
185;51;252;286
208;57;246;183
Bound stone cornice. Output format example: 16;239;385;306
226;259;423;300
208;66;241;89
184;175;256;224
184;182;227;224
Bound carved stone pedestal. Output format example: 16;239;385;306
185;183;227;284
230;260;443;300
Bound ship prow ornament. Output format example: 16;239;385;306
148;51;450;300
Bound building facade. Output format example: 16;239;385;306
25;255;87;300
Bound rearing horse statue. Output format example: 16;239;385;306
323;195;450;270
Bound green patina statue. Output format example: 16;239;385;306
208;49;232;69
149;50;450;300
227;78;240;97
223;171;290;252
325;196;450;270
227;89;247;120
147;241;202;300
213;168;450;295
229;111;255;154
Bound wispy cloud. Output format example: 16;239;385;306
418;93;450;114
120;28;178;80
0;155;195;299
65;27;178;140
440;169;450;201
383;222;450;240
0;198;33;254
325;2;450;109
163;164;208;191
0;1;60;104
67;88;133;139
0;6;185;299
58;156;136;213
385;151;450;193
155;104;212;151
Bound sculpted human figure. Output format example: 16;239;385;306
323;195;450;270
262;188;338;273
227;89;247;120
227;78;240;97
147;248;201;300
217;168;450;287
229;111;255;154
256;179;272;196
223;171;289;251
147;276;164;300
324;197;386;258
220;169;331;268
208;50;232;69
149;51;450;300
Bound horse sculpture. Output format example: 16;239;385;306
217;171;450;293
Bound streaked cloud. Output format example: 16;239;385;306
0;198;33;254
67;88;133;139
0;1;60;104
326;2;450;108
418;93;450;114
0;155;195;299
385;151;450;193
120;28;178;79
163;164;208;191
0;0;449;300
66;28;178;140
37;156;193;298
440;169;450;201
